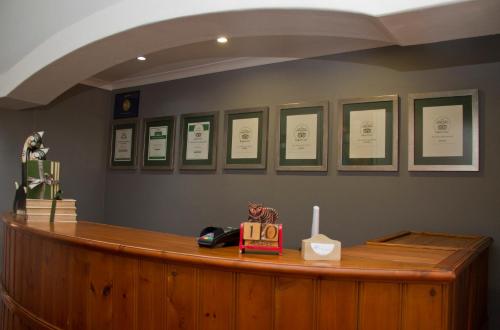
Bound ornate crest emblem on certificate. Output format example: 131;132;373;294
361;121;375;136
239;127;252;142
192;123;205;139
434;117;450;133
294;123;310;142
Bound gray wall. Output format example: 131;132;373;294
106;38;500;328
0;36;499;328
0;85;111;220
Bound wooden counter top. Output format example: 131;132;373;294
0;212;493;330
2;213;491;281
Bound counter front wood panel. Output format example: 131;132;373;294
0;213;492;330
318;280;357;330
236;273;273;330
138;259;167;329
403;283;445;330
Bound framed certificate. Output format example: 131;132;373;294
179;112;218;170
275;102;328;171
109;119;139;169
338;95;399;171
223;107;268;169
408;89;479;171
141;116;176;170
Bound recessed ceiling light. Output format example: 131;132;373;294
137;56;146;61
217;36;228;44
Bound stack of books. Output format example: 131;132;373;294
24;199;77;222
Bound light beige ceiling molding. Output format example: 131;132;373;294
108;57;292;90
80;58;294;91
80;78;113;91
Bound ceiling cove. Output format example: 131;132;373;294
1;0;499;110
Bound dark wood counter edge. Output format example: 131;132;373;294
1;214;486;282
438;237;493;275
366;230;411;244
365;230;494;276
0;281;61;330
366;241;460;251
365;230;489;251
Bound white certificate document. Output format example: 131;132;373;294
349;109;386;159
186;122;210;160
422;105;463;157
114;128;132;161
148;126;168;161
231;118;259;159
285;114;318;159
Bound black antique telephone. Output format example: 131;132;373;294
197;226;240;248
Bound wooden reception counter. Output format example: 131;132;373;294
0;213;492;330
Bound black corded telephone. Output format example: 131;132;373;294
197;226;240;248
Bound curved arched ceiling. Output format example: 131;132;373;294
0;0;499;110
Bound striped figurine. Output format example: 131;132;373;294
247;202;279;224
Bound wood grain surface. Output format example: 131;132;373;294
0;213;492;330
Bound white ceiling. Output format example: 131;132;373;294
1;0;500;109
